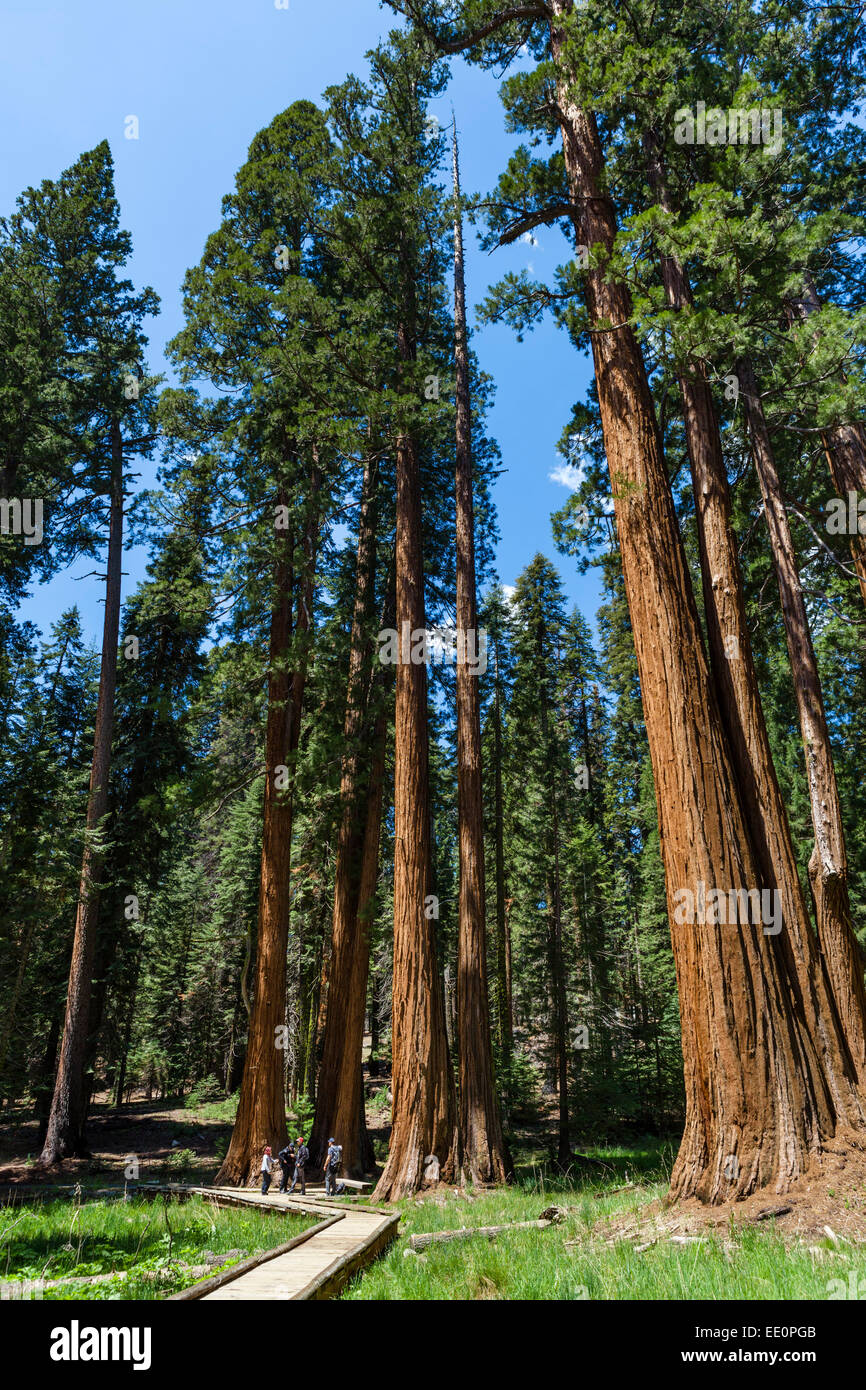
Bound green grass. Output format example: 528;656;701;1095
0;1195;318;1300
177;1095;239;1125
344;1146;866;1301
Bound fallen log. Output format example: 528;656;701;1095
753;1205;793;1222
409;1219;553;1252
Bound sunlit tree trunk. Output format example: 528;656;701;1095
739;356;866;1084
546;0;857;1200
310;454;380;1175
216;462;321;1185
373;420;460;1201
453;127;510;1185
644;135;860;1109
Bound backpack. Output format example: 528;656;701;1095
330;1144;343;1170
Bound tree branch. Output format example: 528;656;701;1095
394;1;550;55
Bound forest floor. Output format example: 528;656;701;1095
3;1092;866;1299
0;1080;395;1187
0;1092;242;1188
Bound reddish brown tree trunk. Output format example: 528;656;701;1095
453;128;510;1185
373;198;460;1200
546;0;858;1200
739;356;866;1083
351;707;388;1172
645;137;859;1112
310;454;381;1175
373;420;459;1198
40;423;124;1164
216;465;321;1186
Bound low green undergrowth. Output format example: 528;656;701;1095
0;1194;317;1300
344;1146;866;1301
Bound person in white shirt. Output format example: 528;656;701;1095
260;1145;274;1195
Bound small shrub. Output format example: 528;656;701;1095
288;1096;315;1136
367;1087;391;1114
184;1075;225;1110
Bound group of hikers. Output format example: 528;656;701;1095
259;1136;345;1197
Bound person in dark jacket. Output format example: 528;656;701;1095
278;1139;296;1193
288;1135;309;1195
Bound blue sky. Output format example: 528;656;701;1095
1;0;599;646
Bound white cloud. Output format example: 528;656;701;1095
502;584;517;605
549;462;585;491
520;231;539;247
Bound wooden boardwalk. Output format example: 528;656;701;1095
171;1186;398;1301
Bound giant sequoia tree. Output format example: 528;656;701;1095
452;127;510;1184
601;0;866;1084
326;36;462;1201
390;0;866;1201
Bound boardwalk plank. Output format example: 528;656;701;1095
166;1185;399;1301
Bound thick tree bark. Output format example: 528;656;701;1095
351;706;389;1172
545;0;857;1200
310;455;380;1173
40;422;124;1163
412;0;863;1192
453;128;510;1185
373;421;460;1199
645;136;860;1111
215;464;320;1185
308;455;375;1173
373;199;460;1199
738;356;866;1082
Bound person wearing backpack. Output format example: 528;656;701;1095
278;1139;296;1193
323;1137;343;1196
288;1135;309;1195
